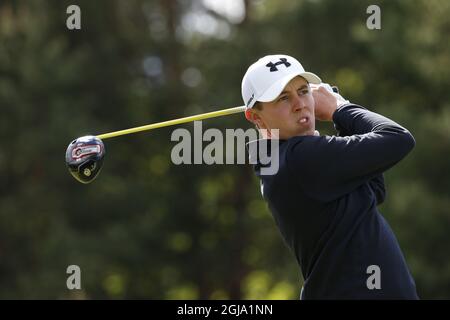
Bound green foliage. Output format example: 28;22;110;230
0;0;449;299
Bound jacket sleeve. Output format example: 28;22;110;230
333;106;386;205
287;104;415;202
363;174;385;205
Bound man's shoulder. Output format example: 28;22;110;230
283;135;335;160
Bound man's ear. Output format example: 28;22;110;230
245;109;264;128
244;109;253;121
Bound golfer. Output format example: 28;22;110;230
242;54;419;299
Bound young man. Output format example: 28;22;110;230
242;54;419;299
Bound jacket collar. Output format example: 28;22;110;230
246;138;283;165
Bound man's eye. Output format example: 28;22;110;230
278;95;288;101
299;89;309;95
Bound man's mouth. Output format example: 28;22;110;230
299;116;309;124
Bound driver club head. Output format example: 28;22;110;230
65;135;105;184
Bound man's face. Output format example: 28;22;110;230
248;76;316;139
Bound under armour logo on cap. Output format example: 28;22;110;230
266;58;291;72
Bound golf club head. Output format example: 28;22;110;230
65;135;105;184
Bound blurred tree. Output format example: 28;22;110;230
0;0;449;299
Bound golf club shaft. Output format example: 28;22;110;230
96;106;246;140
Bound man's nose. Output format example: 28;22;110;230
292;94;305;112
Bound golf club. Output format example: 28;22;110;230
65;86;339;184
65;105;245;184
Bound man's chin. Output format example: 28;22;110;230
277;125;316;139
297;127;316;137
282;130;315;139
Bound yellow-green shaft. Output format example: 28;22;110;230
96;106;246;140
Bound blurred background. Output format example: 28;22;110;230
0;0;449;299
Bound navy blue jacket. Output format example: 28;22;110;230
248;104;418;299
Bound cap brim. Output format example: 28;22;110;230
258;72;322;103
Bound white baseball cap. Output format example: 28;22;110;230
241;54;321;109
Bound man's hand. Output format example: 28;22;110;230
311;84;349;122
